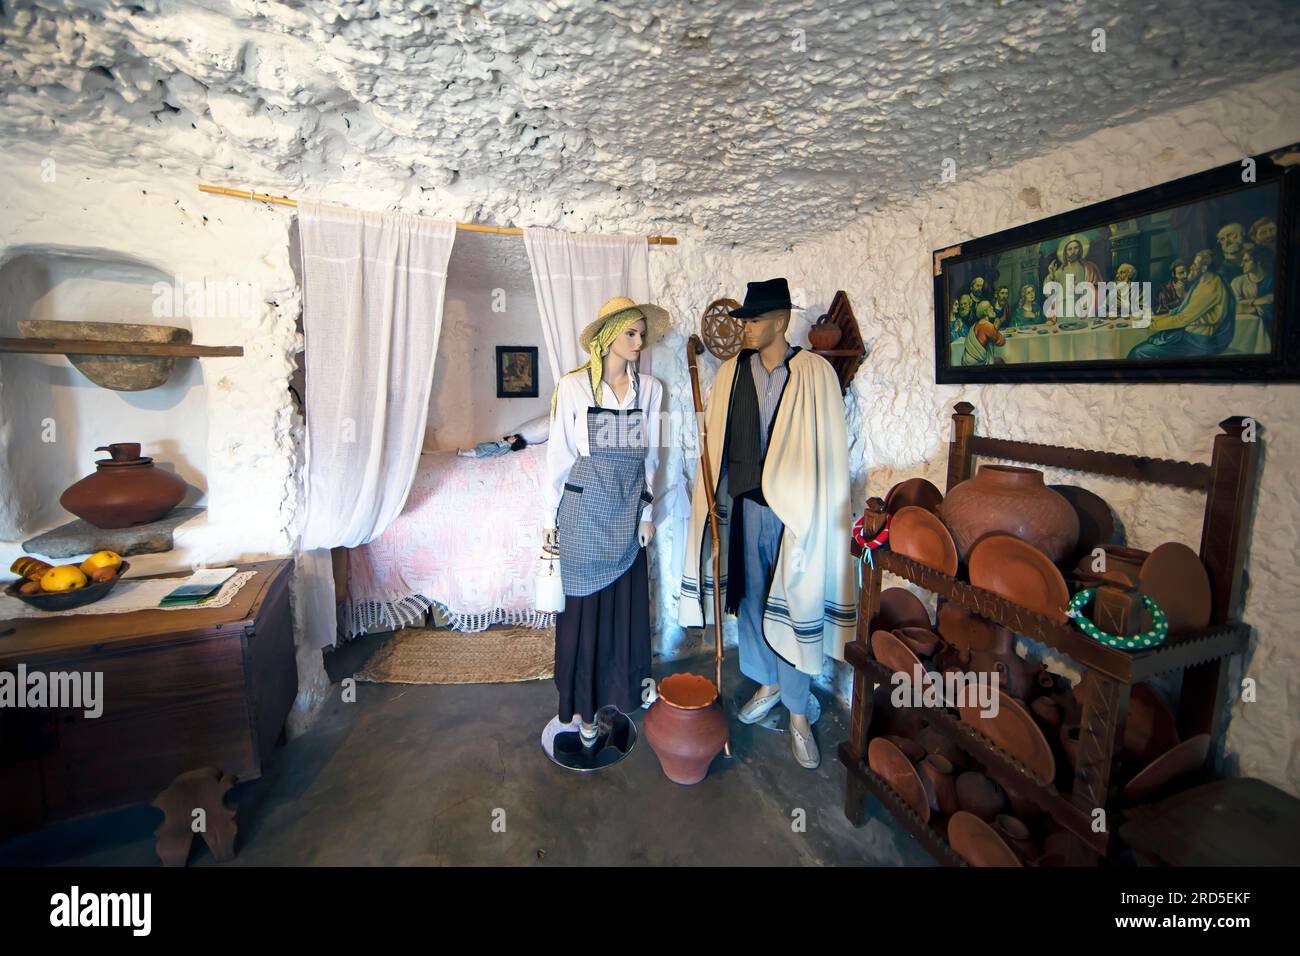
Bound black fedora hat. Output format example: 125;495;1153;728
728;278;804;319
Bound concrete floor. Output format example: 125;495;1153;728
0;635;931;867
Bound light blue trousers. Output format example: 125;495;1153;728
738;496;811;715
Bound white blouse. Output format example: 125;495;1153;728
542;370;663;528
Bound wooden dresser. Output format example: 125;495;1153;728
0;559;295;862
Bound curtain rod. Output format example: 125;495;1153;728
196;184;679;245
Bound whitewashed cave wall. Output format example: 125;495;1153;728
700;69;1300;795
0;161;311;721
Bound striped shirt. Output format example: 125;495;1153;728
750;346;797;454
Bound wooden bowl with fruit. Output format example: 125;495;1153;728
5;552;130;613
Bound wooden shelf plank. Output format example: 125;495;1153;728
0;338;244;358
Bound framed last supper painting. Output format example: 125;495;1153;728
932;143;1299;384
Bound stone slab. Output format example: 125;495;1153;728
22;507;204;559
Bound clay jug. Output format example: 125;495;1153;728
808;314;842;350
60;443;187;529
938;465;1080;562
644;673;729;785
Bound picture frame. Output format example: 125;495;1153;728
933;142;1299;384
496;345;539;398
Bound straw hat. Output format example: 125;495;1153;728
578;296;670;353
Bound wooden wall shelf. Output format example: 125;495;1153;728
0;338;244;358
810;291;866;394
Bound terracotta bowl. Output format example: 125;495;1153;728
893;626;941;658
1123;734;1211;804
884;477;944;516
1048;484;1116;567
875;587;932;632
891;506;959;576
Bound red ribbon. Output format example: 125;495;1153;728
852;512;891;550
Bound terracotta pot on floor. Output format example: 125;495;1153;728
644;673;729;785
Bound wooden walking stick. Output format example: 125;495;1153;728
687;334;731;757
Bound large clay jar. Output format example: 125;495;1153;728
644;673;729;785
59;443;187;529
939;465;1080;563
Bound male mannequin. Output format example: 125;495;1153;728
680;278;856;769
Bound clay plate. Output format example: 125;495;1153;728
1138;541;1212;634
1123;734;1211;804
969;534;1070;623
868;736;931;823
891;505;959;576
884;477;944;516
1123;683;1180;764
875;587;931;632
959;688;1056;782
947;810;1022;867
1049;484;1115;566
871;629;924;680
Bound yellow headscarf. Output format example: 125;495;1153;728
550;307;646;415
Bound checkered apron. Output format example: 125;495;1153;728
557;373;652;597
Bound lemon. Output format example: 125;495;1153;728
80;550;123;575
41;565;88;592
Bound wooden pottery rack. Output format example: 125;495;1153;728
839;401;1258;865
810;290;866;393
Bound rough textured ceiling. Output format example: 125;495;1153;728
2;0;1299;249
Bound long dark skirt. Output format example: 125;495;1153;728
554;547;651;724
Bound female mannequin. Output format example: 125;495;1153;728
542;296;668;746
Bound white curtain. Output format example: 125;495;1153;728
297;201;457;646
523;227;651;382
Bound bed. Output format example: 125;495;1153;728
344;443;552;636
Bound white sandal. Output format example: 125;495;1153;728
791;721;820;769
738;687;783;725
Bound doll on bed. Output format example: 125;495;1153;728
457;434;528;458
455;415;550;459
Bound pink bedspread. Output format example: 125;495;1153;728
347;445;550;633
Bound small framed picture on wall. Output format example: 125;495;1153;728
496;346;539;398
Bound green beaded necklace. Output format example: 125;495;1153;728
1066;588;1169;651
